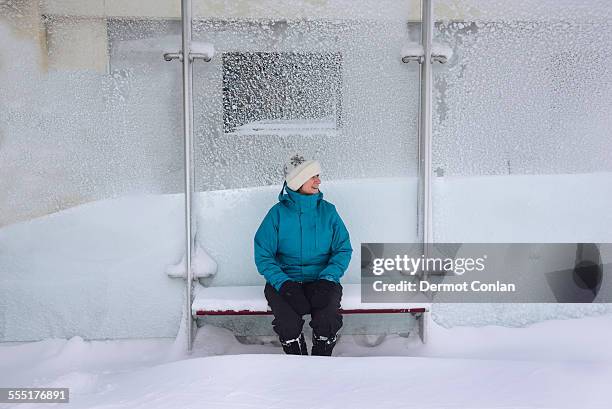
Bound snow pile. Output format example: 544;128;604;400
400;42;424;60
189;41;215;60
1;174;611;342
1;314;611;409
432;43;454;61
0;195;186;342
434;172;612;242
165;243;218;279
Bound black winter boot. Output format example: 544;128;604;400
280;333;308;355
311;333;337;356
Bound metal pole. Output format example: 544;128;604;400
181;0;194;352
420;0;434;263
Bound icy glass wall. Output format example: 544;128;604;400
190;1;422;287
0;1;186;341
433;0;612;180
191;13;421;190
432;0;612;243
431;0;612;326
221;51;343;134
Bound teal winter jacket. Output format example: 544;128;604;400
254;182;352;291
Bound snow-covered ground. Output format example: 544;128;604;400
1;314;612;409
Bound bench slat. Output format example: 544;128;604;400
195;307;427;316
192;284;430;316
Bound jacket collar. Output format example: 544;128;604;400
278;181;323;212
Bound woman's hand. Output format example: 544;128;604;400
309;279;338;309
279;281;311;316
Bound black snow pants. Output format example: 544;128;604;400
264;281;343;342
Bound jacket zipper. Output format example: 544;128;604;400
299;211;303;282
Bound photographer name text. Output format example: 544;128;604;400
372;280;516;293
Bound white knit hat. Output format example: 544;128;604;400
283;154;321;191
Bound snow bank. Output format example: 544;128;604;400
45;353;612;409
1;314;612;409
434;172;612;242
1;174;611;342
432;172;612;326
0;195;186;342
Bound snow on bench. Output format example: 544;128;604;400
192;284;430;343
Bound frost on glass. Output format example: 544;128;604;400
222;52;342;134
0;1;185;341
431;0;612;242
431;0;612;326
192;16;420;190
0;8;184;227
433;2;612;177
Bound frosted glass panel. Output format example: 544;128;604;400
191;0;421;286
430;0;612;327
432;0;612;243
0;1;185;341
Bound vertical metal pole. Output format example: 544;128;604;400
181;0;194;352
420;0;434;263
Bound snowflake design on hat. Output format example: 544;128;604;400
290;154;305;167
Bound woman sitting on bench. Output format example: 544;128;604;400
254;154;352;356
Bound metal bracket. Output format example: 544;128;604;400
189;53;212;62
431;43;453;64
163;52;214;63
401;54;447;64
401;43;425;64
431;54;448;64
163;52;183;62
163;43;215;63
402;55;425;64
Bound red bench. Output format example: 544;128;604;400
192;284;430;343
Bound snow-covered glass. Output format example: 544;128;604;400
222;51;343;134
432;0;612;243
191;1;422;287
432;0;612;326
0;1;185;341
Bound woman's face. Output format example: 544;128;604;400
298;174;321;195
